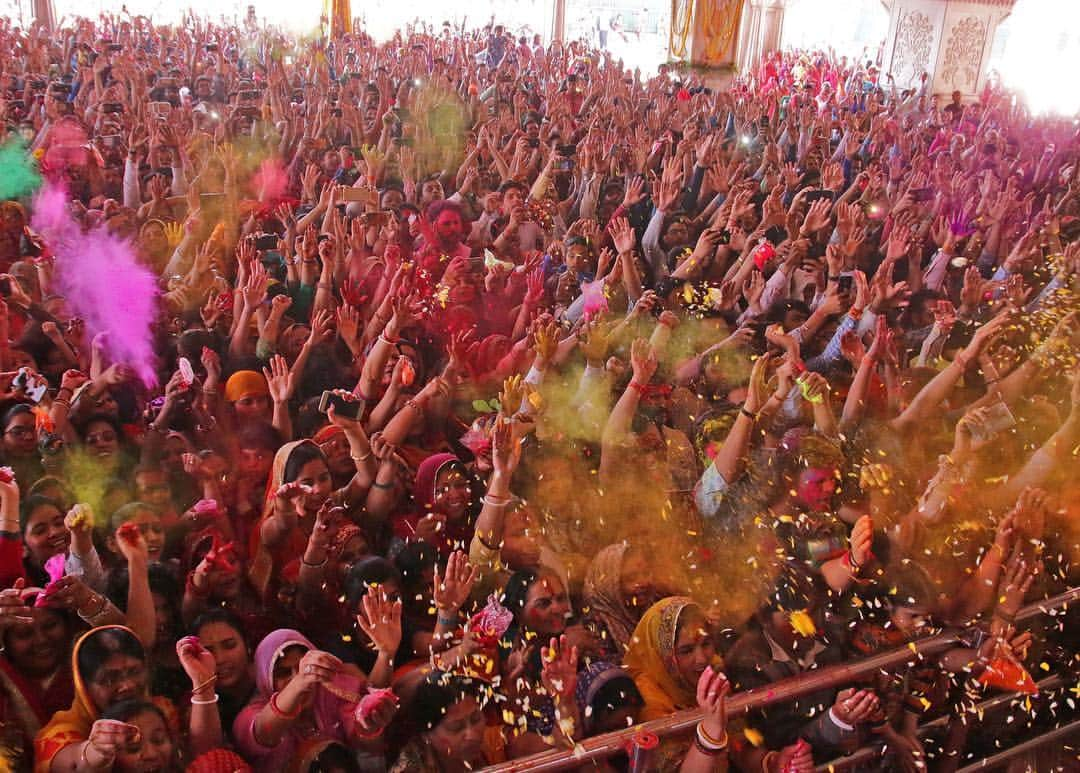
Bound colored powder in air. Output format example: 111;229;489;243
31;182;159;386
580;279;609;320
253;157;288;202
0;139;41;200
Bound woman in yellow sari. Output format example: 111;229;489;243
626;598;811;773
33;626;179;773
625;597;718;719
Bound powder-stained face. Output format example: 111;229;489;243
671;611;718;688
522;574;571;636
796;467;836;512
428;696;486;766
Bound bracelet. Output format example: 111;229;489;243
351;451;373;463
378;333;400;346
352;723;385;740
740;406;756;421
696;722;729;751
302;554;329;568
828;275;841;281
482;495;511;508
190;674;218;695
436;613;459;627
628;380;647;394
994;608;1016;625
761;750;778;773
53;398;71;410
694;732;726;757
269;691;302;719
56;387;73;398
317;282;333;290
371;479;395;490
81;740;111;770
190;693;220;705
77;594;108;621
202;386;218;395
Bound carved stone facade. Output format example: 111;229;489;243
891;8;935;87
880;0;1014;99
939;14;988;92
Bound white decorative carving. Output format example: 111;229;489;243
940;15;988;93
891;8;934;87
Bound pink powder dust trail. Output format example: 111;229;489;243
580;278;609;320
32;182;160;386
253;157;288;202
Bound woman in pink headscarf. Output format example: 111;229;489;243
391;452;476;558
233;628;398;770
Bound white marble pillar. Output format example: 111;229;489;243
33;0;55;31
737;0;787;73
881;0;1014;98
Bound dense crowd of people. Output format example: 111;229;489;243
0;8;1074;772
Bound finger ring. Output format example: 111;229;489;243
304;665;313;675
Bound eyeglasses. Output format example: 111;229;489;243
93;662;145;689
85;432;117;445
5;426;33;439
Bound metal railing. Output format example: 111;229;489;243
484;586;1080;772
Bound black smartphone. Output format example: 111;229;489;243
102;102;123;114
526;138;539;149
107;44;122;53
318;390;365;420
804;189;834;204
205;43;218;52
556;144;577;156
764;225;788;244
0;277;11;296
238;90;259;101
254;233;278;251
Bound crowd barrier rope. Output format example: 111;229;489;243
484;586;1080;772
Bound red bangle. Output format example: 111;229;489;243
791;360;806;375
628;381;647;394
269;691;301;719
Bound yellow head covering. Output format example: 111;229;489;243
33;626;139;773
624;596;699;721
224;370;269;403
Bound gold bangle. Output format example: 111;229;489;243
697;722;728;749
351;451;372;463
761;751;778;773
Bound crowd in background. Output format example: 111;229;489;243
0;9;1073;772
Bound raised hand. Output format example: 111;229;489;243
357;587;403;656
695;667;731;745
433;550;479;617
630;337;658;384
0;579;33;629
849;514;874;568
295;649;342;691
832;687;880;726
540;634;579;703
262;355;295;405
